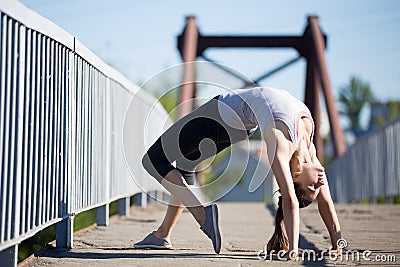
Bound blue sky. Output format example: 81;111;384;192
19;0;400;103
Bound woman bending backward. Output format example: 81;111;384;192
140;87;342;258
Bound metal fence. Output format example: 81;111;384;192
327;118;400;203
0;1;169;265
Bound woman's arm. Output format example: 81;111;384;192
310;144;342;251
317;182;342;250
263;121;300;258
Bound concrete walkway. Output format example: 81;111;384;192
22;202;400;267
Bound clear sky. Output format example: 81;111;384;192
18;0;400;103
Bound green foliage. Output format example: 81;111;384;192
138;76;180;122
373;100;400;128
360;198;371;204
358;196;400;204
154;88;179;122
387;101;400;120
202;148;231;185
338;76;375;135
249;128;262;140
18;225;56;262
376;196;387;204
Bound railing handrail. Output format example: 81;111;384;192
0;0;146;96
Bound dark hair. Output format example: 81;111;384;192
266;183;312;253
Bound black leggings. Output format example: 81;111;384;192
142;97;249;185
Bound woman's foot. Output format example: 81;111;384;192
133;232;173;249
153;227;170;239
200;204;221;254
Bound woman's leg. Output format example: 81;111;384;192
153;139;234;239
154;167;197;239
140;99;242;253
160;169;206;225
142;100;227;219
153;194;184;239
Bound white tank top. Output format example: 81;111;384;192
217;87;314;147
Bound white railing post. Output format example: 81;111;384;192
0;245;17;267
136;192;148;208
118;197;130;217
96;204;109;226
55;215;74;249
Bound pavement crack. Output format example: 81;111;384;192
74;240;97;248
226;247;257;253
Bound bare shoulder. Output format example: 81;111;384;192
298;116;314;135
263;120;294;162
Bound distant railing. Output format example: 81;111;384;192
327;118;400;203
0;1;169;266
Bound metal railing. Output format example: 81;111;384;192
327;118;400;203
0;1;169;265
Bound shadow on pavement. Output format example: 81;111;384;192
36;248;260;261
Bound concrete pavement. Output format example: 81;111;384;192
22;202;400;267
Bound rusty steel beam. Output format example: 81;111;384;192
178;35;306;57
198;36;305;56
307;16;346;157
178;30;327;58
305;59;324;163
179;16;199;118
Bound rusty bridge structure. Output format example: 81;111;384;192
177;16;347;162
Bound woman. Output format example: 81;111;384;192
134;87;342;258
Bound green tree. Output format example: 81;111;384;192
338;76;375;136
373;100;400;128
154;88;179;122
138;78;180;122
